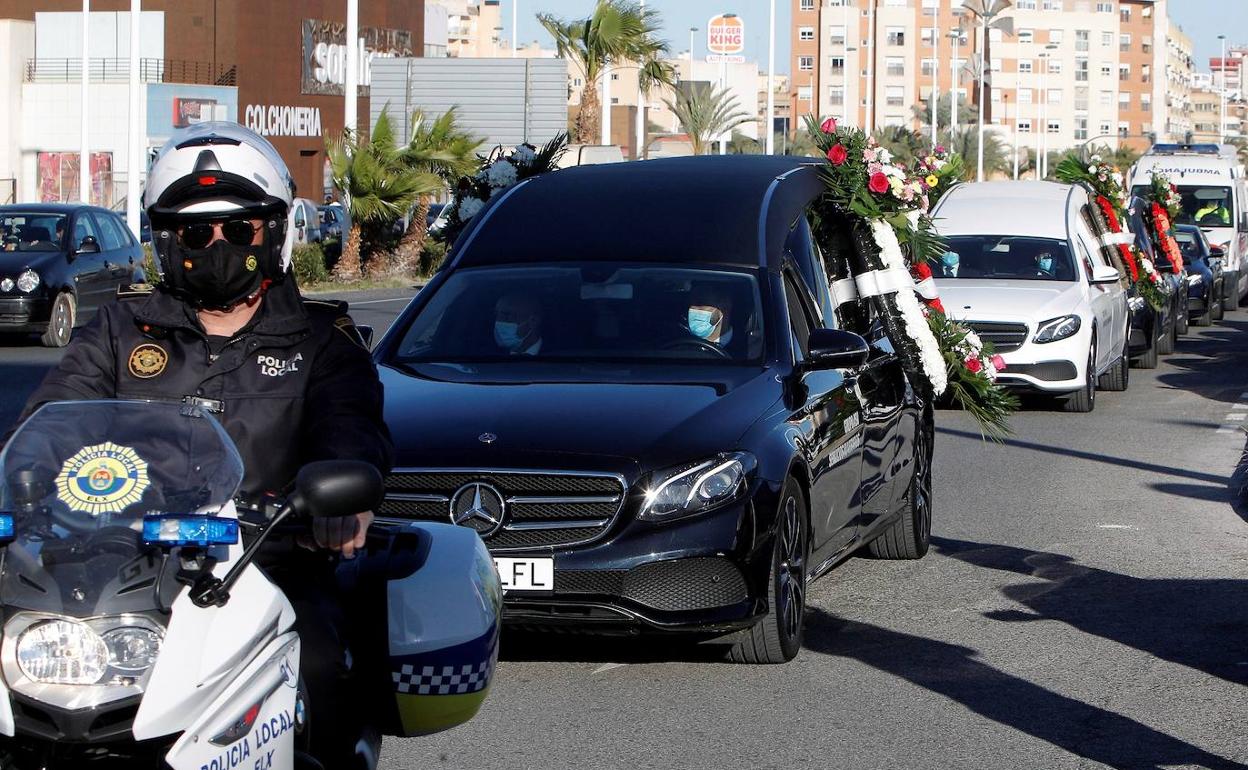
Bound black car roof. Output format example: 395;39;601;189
449;155;825;271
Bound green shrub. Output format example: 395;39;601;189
418;240;447;277
293;242;329;285
140;244;162;285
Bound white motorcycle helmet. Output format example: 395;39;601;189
144;122;297;300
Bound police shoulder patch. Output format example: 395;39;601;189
333;315;369;349
117;283;155;300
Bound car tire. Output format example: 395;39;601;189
1098;336;1129;391
1212;294;1225;322
1176;303;1189;336
1133;333;1159;369
1195;301;1213;327
728;479;807;664
867;409;933;560
1157;317;1175;355
1062;344;1096;413
40;291;75;348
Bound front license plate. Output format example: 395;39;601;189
494;557;554;592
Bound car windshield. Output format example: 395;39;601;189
929;236;1077;281
1140;185;1235;228
0;400;243;615
1174;230;1206;261
0;213;67;253
391;263;766;365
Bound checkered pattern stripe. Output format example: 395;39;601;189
392;657;494;696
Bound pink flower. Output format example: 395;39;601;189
820;117;838;133
863;148;878;163
868;172;889;194
827;144;848;165
991;354;1006;371
867;162;884;176
965;357;983;373
935;145;946;154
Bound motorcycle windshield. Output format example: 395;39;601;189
0;400;243;616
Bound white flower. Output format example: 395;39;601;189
1141;258;1154;272
485;160;519;189
878;148;893;164
511;145;537;165
1088;166;1098;174
869;220;948;395
457;196;485;221
1091;154;1102;163
964;330;984;352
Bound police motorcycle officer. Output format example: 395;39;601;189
15;122;393;769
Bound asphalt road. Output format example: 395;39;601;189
0;288;1244;769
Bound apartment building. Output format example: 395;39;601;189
791;0;1187;158
1165;23;1194;141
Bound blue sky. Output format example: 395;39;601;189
504;0;1241;76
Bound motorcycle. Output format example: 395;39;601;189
0;399;501;769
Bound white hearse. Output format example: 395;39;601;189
1130;143;1248;307
930;181;1130;412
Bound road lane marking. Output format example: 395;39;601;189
1096;524;1135;530
348;297;415;305
592;663;626;675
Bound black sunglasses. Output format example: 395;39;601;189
177;219;261;250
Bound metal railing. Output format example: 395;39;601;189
24;58;237;87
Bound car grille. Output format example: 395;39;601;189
966;321;1029;353
380;469;626;552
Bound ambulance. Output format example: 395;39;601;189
1130;144;1248;307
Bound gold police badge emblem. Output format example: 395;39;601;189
55;442;150;515
128;343;168;378
245;255;258;271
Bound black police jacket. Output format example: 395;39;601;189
17;280;394;497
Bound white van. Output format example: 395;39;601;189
930;181;1130;412
1130;144;1248;307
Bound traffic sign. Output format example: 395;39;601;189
707;14;745;56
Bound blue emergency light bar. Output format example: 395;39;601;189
0;513;13;544
142;514;239;547
1149;143;1221;155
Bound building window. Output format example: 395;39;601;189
830;86;845;106
885;0;906;6
1142;5;1151;17
1118;92;1131;107
886;86;906;106
1075;58;1088;82
1018;119;1032;133
922;27;938;45
992;87;1002;104
1101;62;1112;77
1019;59;1033;74
1016;0;1036;8
830;56;845;74
1100;90;1112;106
1142;65;1151;84
611;97;619;104
1096;1;1112;11
1048;60;1062;75
1120;7;1130;22
1075;88;1088;111
1043;0;1063;9
1047;120;1061;134
800;0;815;9
1118;121;1129;135
1101;31;1113;48
1049;29;1064;45
1141;94;1152;111
921;0;939;8
1018;88;1033;104
1048;88;1063;104
887;27;905;46
1142;36;1152;54
799;27;815;41
990;28;1004;43
1119;63;1130;81
1100;122;1112;135
799;56;814;71
1076;30;1089;52
921;58;937;76
1119;33;1131;52
611;73;619;81
886;57;905;77
1075;117;1088;140
1019;29;1034;44
991;58;1003;73
830;25;847;45
798;86;813;102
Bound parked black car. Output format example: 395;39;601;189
0;203;144;347
1125;196;1181;368
1174;223;1225;326
371;156;932;663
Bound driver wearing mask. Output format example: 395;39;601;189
1195;199;1231;226
1034;250;1056;278
687;284;734;348
494;292;543;355
939;250;960;277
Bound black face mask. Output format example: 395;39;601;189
166;237;266;310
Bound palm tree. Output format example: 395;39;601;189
871;126;929;167
394;108;482;275
941;126;1012;178
727;131;762;155
664;84;753;156
326;110;437;281
1083;142;1140;169
539;0;676;145
778;129;821;157
912;94;978;137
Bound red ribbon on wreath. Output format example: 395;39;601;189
1096;195;1139;281
910;261;946;315
1150;202;1184;273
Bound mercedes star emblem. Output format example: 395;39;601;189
449;482;506;538
478;432;498;444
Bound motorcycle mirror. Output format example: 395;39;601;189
288;460;383;519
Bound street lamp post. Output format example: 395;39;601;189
512;0;517;57
865;0;877;132
79;0;90;204
766;0;775;154
1012;62;1020;180
689;27;697;64
1037;50;1048;179
636;0;645;159
601;63;612;146
344;0;358;135
1219;35;1227;144
931;26;939;147
1042;42;1057;178
842;0;850;125
125;0;141;236
948;28;962;136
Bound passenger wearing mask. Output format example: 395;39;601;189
494;293;543;355
686;284;734;348
939;250;960;277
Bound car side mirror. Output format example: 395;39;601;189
804;328;869;371
287;460;383;519
1091;265;1120;284
1210;245;1226;259
76;236;100;254
1240;213;1248;233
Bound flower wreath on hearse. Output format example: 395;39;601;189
1053;153;1168;311
1141;171;1185;275
805;116;1016;439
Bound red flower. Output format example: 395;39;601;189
820;117;838;133
912;261;933;281
869;172;890;194
965;357;983;373
991;354;1006;371
827;144;848;165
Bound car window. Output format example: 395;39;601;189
294;204;306;227
932;235;1077;281
392;263;767;365
92;212;128;251
0;213;68;252
783;271;817;360
784;219;832;324
72;212;100;249
1135;184;1233;227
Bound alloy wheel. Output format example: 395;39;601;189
913;420;933;543
776;495;806;642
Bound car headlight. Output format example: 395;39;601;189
638;452;755;522
0;277;12;292
1128;295;1146;312
1033;315;1081;344
14;617;163;686
15;269;39;294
